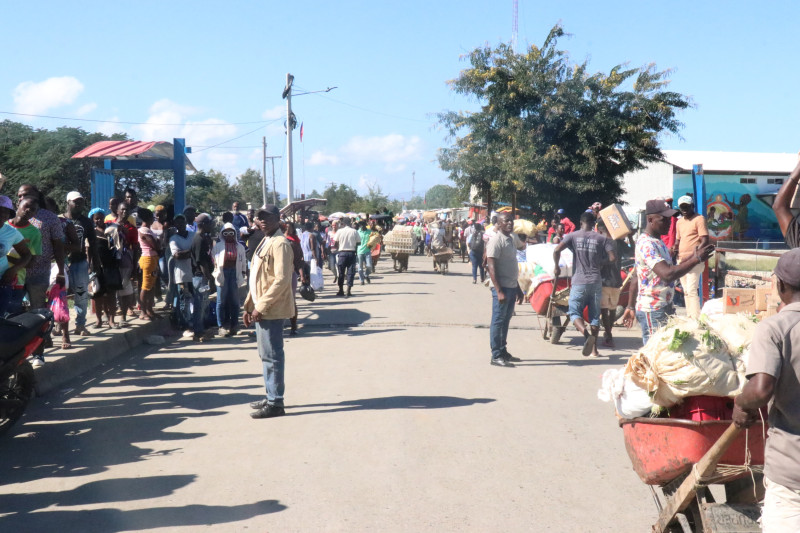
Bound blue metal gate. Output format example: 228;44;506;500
90;168;115;210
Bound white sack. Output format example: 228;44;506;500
598;368;654;419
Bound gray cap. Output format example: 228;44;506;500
774;249;800;288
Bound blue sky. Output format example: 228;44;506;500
2;1;799;202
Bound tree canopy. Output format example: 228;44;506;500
438;25;690;218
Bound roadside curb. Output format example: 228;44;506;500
33;318;172;397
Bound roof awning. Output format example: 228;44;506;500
72;140;196;171
280;198;328;216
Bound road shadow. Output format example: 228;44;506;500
1;350;261;486
513;354;628;367
0;497;285;532
287;395;495;416
295;327;403;338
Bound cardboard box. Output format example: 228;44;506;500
756;286;773;312
723;287;757;314
599;204;634;240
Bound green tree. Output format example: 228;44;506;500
234;168;267;206
424;184;464;209
186;169;237;213
353;183;389;214
319;183;360;214
0;121;137;205
438;25;690;217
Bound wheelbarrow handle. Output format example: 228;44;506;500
652;423;743;533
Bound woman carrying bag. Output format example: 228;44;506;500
212;223;247;337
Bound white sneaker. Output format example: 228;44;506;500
30;356;45;368
218;328;228;337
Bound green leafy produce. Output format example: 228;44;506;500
668;329;691;352
702;331;724;351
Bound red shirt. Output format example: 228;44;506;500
661;216;677;249
561;217;576;234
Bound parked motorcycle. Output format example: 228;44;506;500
0;309;52;435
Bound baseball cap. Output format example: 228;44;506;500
66;191;84;202
645;199;678;218
257;204;281;218
0;195;14;215
678;195;694;206
774;249;800;288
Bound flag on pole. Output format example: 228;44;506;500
299;122;304;142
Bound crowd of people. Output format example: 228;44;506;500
465;196;714;366
0;187;365;364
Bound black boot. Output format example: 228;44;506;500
345;287;351;298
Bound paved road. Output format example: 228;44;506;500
1;254;656;532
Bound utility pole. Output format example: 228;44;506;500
411;171;415;203
265;155;281;205
262;137;268;207
283;73;295;205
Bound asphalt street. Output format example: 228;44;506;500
0;254;656;532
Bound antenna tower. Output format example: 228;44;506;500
512;0;518;53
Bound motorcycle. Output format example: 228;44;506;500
0;309;52;435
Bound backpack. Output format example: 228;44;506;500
469;232;485;253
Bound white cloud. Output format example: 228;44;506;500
307;134;423;172
262;105;284;120
75;102;97;116
134;99;236;148
309;150;340;166
97;117;124;137
205;152;239;178
13;76;84;115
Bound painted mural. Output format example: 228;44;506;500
673;174;784;243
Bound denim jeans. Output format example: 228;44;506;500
9;287;25;315
490;286;517;360
337;251;357;289
216;268;240;331
166;257;177;312
357;253;372;282
635;305;674;345
0;284;11;317
191;282;209;334
173;282;194;330
328;251;338;273
256;319;286;406
469;251;485;281
568;282;602;327
68;260;90;327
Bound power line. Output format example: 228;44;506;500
310;93;430;124
0;110;281;127
193;125;267;152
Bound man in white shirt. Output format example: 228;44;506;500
333;217;359;298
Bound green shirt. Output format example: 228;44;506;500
6;220;42;287
357;228;372;255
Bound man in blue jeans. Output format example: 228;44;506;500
243;205;295;419
63;191;95;336
553;211;616;356
622;199;714;345
486;213;525;367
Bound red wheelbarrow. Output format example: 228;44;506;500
620;417;767;532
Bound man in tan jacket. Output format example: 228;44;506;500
243;205;295;419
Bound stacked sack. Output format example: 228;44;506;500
599;314;757;417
